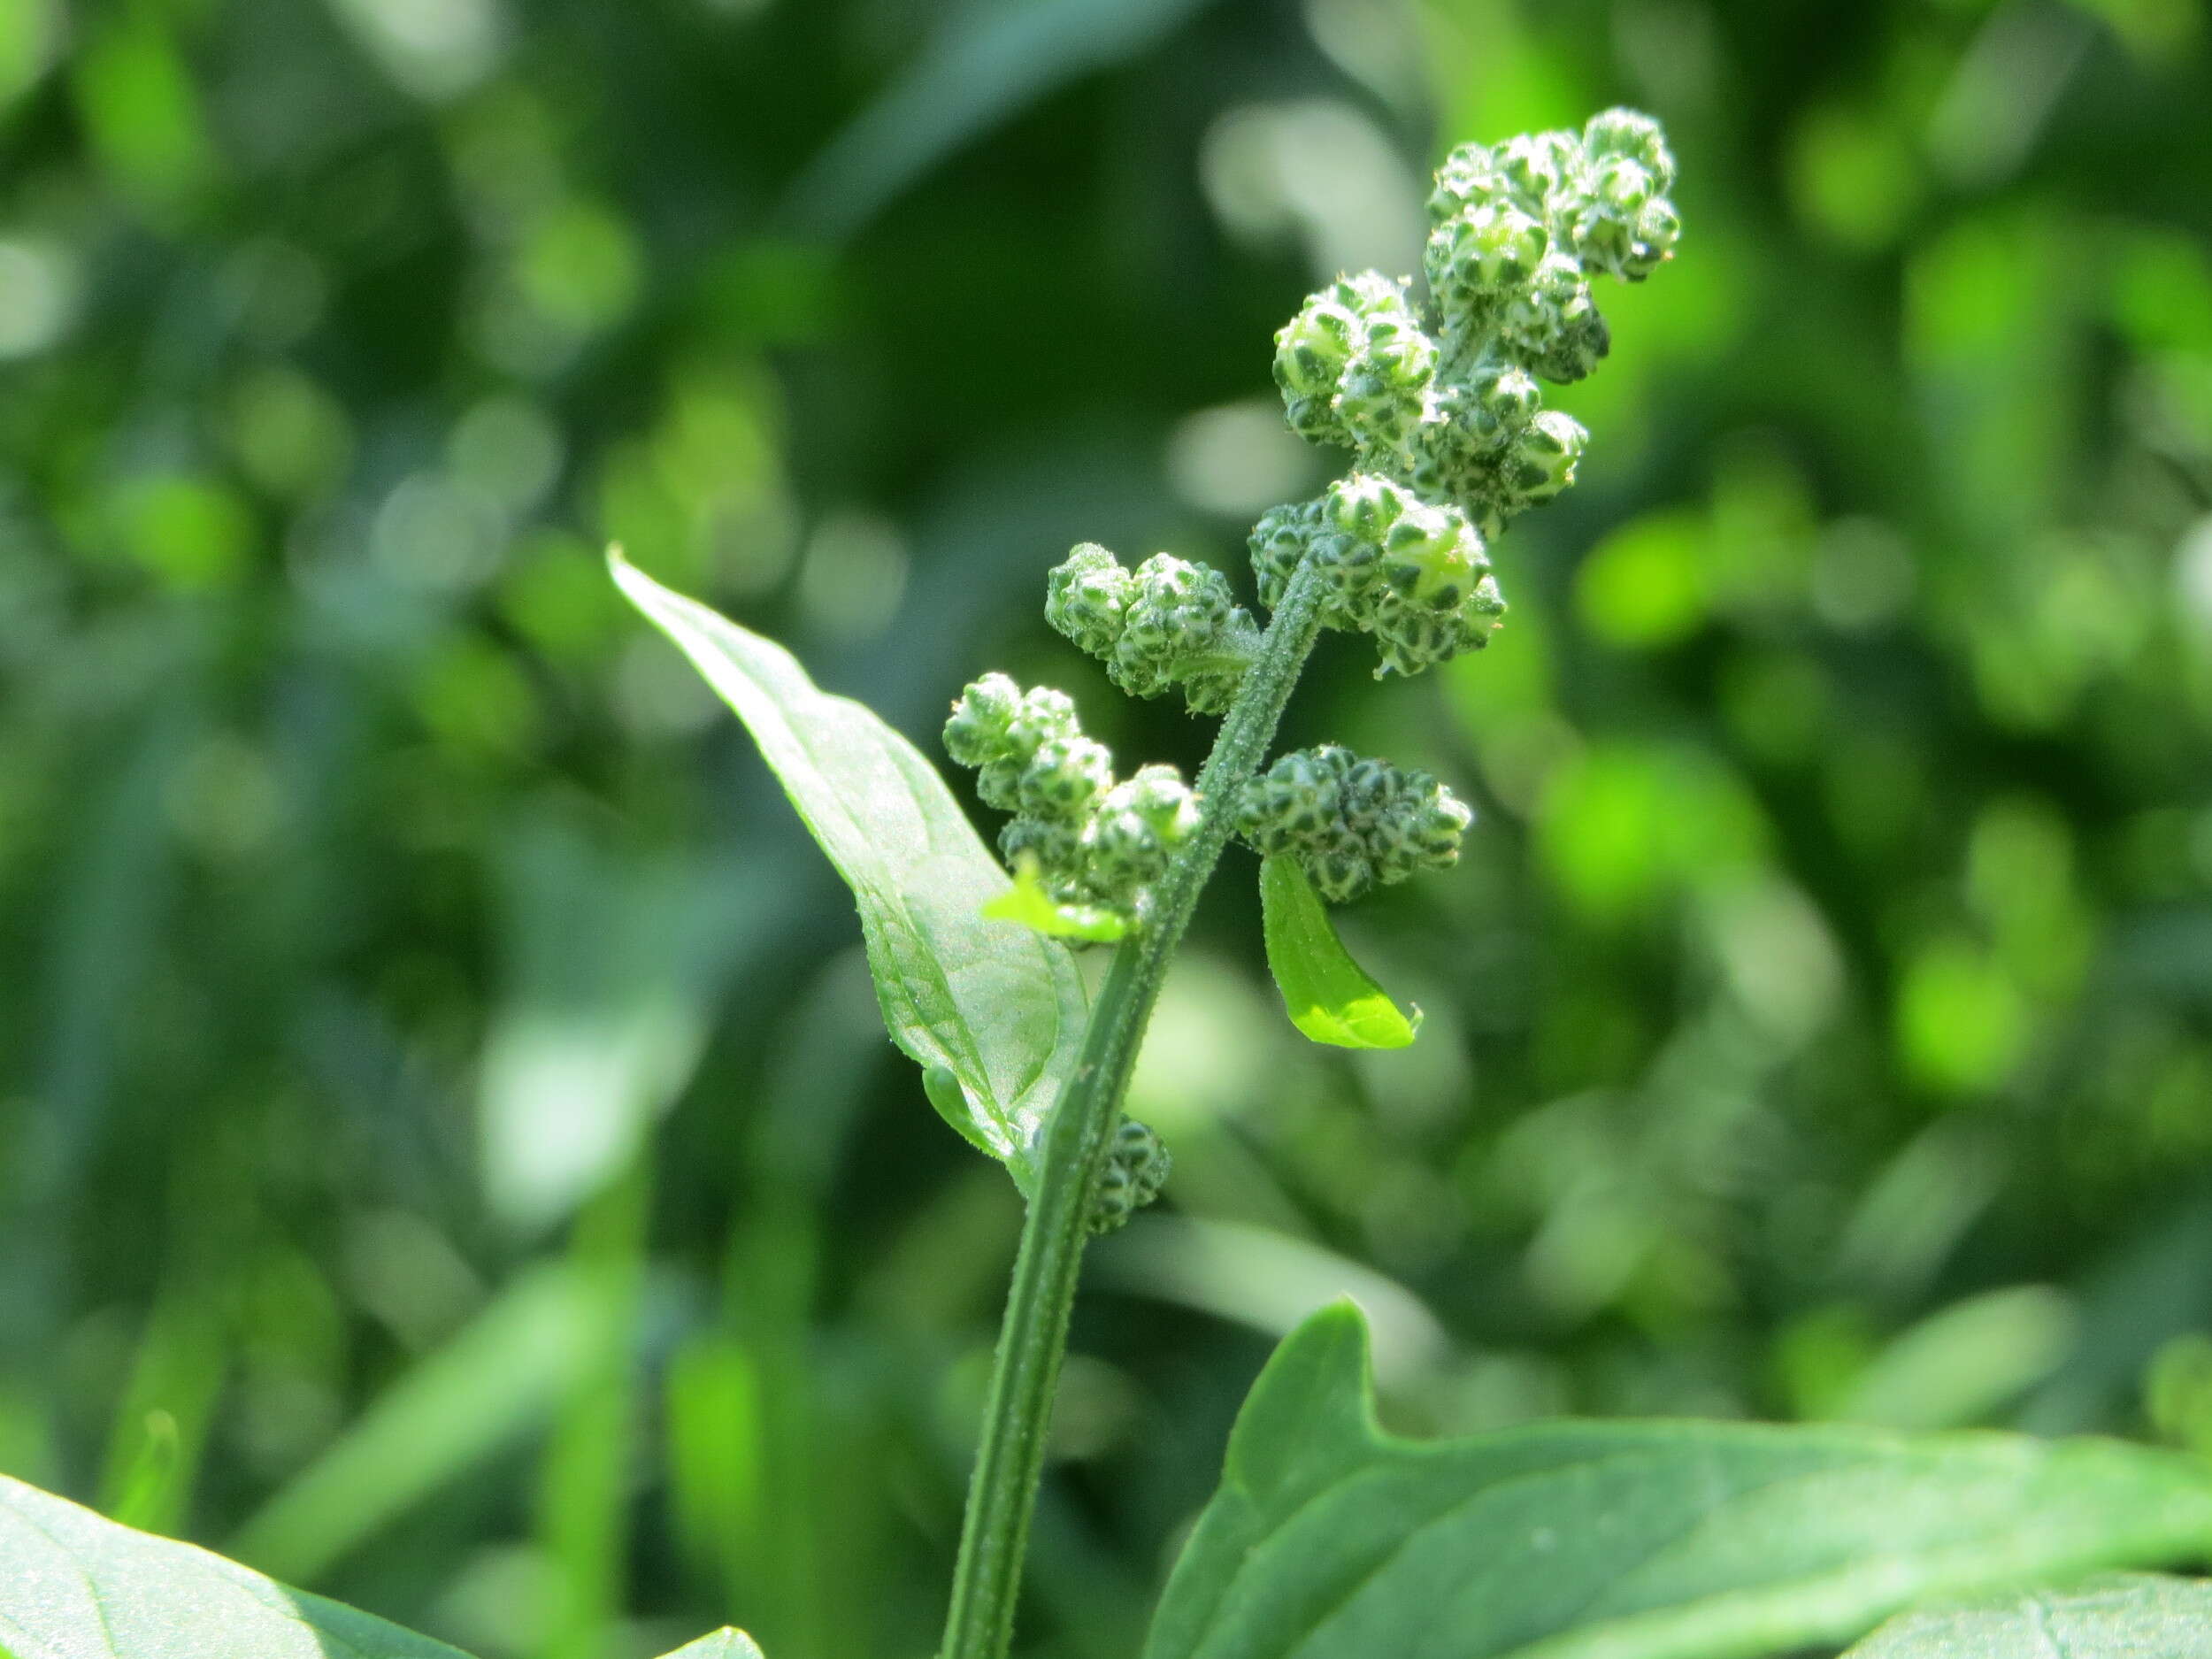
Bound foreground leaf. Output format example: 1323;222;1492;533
1257;856;1418;1048
1144;1303;2212;1659
1844;1574;2212;1657
612;551;1087;1191
0;1475;470;1658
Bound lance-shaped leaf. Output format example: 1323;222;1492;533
0;1474;472;1658
1143;1302;2212;1659
1258;856;1418;1048
1843;1574;2212;1658
613;552;1087;1192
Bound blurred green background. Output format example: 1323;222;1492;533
4;0;2212;1653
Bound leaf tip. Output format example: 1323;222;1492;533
1224;1300;1380;1498
654;1630;767;1659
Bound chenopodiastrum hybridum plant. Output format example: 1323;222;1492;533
8;109;2212;1659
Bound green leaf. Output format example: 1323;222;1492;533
611;551;1087;1192
0;1474;472;1658
656;1631;768;1659
980;856;1129;942
1256;856;1419;1048
1843;1574;2212;1657
1142;1302;2212;1659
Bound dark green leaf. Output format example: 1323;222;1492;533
1844;1574;2212;1657
1143;1302;2212;1659
612;551;1087;1191
1257;856;1419;1048
0;1474;472;1658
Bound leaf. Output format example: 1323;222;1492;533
656;1630;768;1659
1142;1302;2212;1659
611;550;1087;1193
980;856;1129;942
1257;856;1419;1049
1843;1574;2212;1657
0;1474;472;1658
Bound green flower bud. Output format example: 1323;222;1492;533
1494;130;1583;215
1428;141;1504;224
1082;763;1200;904
1425;202;1549;318
1045;542;1132;659
1379;496;1486;610
1569;156;1681;282
1273;295;1358;399
1087;1118;1171;1234
1370;576;1506;678
1248;500;1315;611
1325;472;1412;543
1236;745;1348;856
1501;252;1610;383
943;672;1024;769
1017;733;1113;823
1109;552;1258;713
1505;410;1587;507
999;815;1085;896
1004;685;1079;757
1238;745;1471;901
1582;107;1676;192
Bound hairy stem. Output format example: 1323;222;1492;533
939;557;1329;1659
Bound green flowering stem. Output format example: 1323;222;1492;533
939;555;1330;1659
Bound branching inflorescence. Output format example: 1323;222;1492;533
944;109;1678;941
933;109;1679;1659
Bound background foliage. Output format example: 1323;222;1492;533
3;0;2211;1655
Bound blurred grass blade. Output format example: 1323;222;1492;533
611;549;1087;1193
0;1474;472;1657
1144;1302;2212;1659
780;0;1220;241
1843;1575;2212;1657
479;805;762;1235
1258;856;1419;1048
230;1263;595;1585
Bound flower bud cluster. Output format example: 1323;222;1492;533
1256;109;1677;678
1235;744;1472;902
1046;543;1262;715
944;672;1201;919
1249;476;1508;678
1087;1118;1171;1234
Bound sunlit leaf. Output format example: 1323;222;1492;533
1257;856;1418;1048
1143;1302;2212;1659
0;1475;472;1658
980;856;1128;942
1843;1574;2212;1657
611;550;1087;1191
656;1632;767;1659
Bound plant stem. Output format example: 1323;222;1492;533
939;557;1330;1659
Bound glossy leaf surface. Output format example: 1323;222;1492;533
0;1475;471;1658
613;551;1087;1190
1257;856;1418;1048
1144;1303;2212;1659
1843;1574;2212;1657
